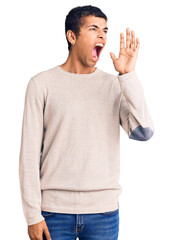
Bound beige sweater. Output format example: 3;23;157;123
19;65;154;226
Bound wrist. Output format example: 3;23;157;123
119;69;135;75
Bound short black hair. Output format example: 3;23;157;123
65;5;108;51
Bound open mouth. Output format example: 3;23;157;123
92;44;104;61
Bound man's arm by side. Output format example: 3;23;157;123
19;77;45;226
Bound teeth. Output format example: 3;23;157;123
95;43;103;47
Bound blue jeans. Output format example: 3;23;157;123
41;208;119;240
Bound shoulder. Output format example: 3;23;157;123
31;65;58;84
25;66;58;102
97;68;118;82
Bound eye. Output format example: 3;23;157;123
90;28;107;33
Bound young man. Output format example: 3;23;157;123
19;5;154;240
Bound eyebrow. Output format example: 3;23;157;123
87;25;108;30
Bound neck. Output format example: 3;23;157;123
60;49;96;74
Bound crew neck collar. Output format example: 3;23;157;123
56;65;99;77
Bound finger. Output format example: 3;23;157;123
130;30;135;50
110;52;117;61
135;37;140;52
43;225;51;240
126;28;130;48
120;32;125;49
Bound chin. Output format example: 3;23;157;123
85;61;96;68
90;59;97;66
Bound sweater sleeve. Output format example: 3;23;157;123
117;70;154;141
19;77;45;226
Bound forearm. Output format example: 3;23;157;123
117;70;154;141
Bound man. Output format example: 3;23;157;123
19;5;154;240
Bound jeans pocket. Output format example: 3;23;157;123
41;210;55;218
101;208;119;215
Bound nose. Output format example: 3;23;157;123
97;30;105;39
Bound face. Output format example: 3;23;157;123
69;15;108;67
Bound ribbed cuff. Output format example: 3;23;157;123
117;70;143;95
27;214;45;226
117;70;137;81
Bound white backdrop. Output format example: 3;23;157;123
0;0;172;239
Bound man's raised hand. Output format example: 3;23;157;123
110;27;140;75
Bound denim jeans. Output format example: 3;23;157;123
41;208;119;240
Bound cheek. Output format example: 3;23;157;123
79;43;91;56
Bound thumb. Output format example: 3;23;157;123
110;52;117;61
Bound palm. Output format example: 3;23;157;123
110;28;140;74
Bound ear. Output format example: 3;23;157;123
66;30;76;45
